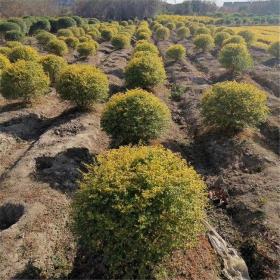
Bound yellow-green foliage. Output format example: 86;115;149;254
214;32;231;47
77;41;98;58
57;28;73;38
40;54;67;84
46;39;68;56
156;26;170;41
194;34;214;52
64;36;79;49
219;43;253;73
238;30;255;46
195;27;210;35
0;47;11;56
88;28;101;41
125;53;166;88
166;21;176;30
79;35;92;42
136;22;152;41
223;35;246;46
111;34;130;49
166;44;186;61
36;31;56;45
176;26;190;40
201;81;269;130
100;26;117;41
205;81;269;130
69;26;86;37
8;46;39;62
134;40;159;55
1;60;50;101
0;54;11;70
268;41;280;59
101;89;171;144
72;145;206;278
5;41;23;48
223;28;235;35
231;26;279;49
56;64;109;109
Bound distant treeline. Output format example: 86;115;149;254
0;0;218;19
0;0;278;19
75;0;161;20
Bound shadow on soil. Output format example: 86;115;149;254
35;147;95;193
0;108;79;141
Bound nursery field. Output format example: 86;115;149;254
231;25;280;49
0;14;279;280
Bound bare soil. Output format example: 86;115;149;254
0;37;279;280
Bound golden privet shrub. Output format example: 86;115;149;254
176;26;190;40
77;41;98;58
201;81;269;130
193;34;214;52
40;54;67;84
1;60;50;101
125;54;166;88
268;41;280;59
156;26;170;41
72;145;206;279
0;54;11;71
219;43;253;73
46;39;68;56
223;35;246;46
101;89;171;144
8;46;39;62
166;44;186;61
214;32;230;47
56;64;109;109
64;36;79;49
238;30;255;46
36;31;56;45
134;40;159;55
111;34;130;49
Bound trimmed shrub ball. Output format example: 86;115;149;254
195;27;211;35
134;40;159;55
238;30;255;46
101;88;171;144
125;54;166;88
56;64;109;109
77;41;98;58
64;36;79;49
193;34;214;52
36;31;56;45
111;34;130;49
72;145;206;278
57;17;77;30
156;26;170;41
29;19;51;35
214;32;231;47
219;43;253;73
268;41;280;59
46;39;68;56
176;26;190;40
166;44;186;61
201;81;269;130
8;46;39;62
223;35;246;46
1;60;50;102
4;30;24;41
40;54;67;84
